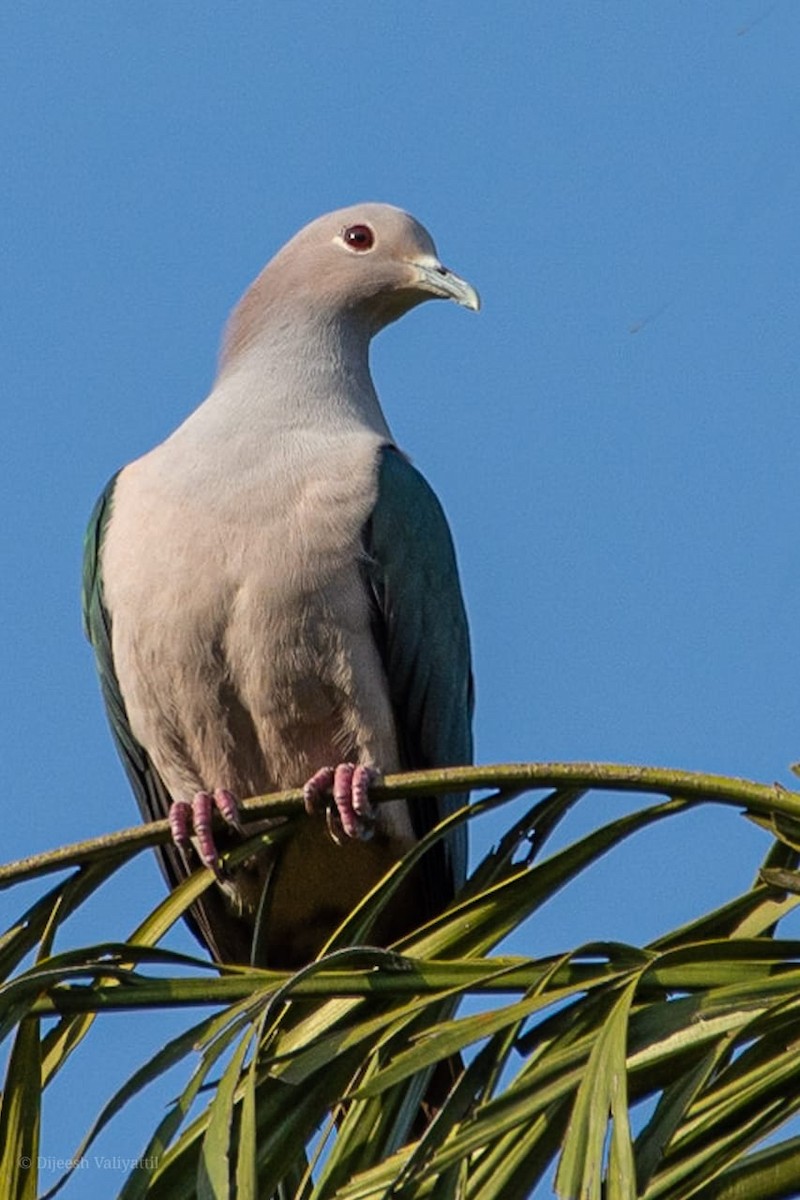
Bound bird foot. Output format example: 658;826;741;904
169;788;243;877
303;763;379;844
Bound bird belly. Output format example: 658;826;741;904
213;578;420;964
125;578;416;964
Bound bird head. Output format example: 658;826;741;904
222;203;479;365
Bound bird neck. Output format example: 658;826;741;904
172;309;393;451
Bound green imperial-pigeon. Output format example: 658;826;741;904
83;203;476;968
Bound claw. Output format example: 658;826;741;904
168;789;243;877
303;763;378;843
213;787;244;834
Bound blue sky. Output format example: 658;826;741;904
2;2;799;1193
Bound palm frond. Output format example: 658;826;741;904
2;763;800;1199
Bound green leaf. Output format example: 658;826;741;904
555;975;639;1200
0;1017;41;1200
198;1026;254;1200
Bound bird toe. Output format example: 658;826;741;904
302;763;378;842
167;789;244;877
332;763;376;842
303;766;336;815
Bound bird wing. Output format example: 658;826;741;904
81;476;249;962
362;445;473;916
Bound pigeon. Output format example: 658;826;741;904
83;203;476;968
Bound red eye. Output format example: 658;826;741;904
343;224;375;251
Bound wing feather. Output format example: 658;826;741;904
362;446;473;915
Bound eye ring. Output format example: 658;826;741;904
342;224;375;252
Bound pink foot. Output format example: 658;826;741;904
168;788;243;876
303;763;379;843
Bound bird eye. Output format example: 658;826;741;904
342;224;375;251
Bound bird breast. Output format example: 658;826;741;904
100;427;401;805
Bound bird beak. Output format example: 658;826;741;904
411;259;481;311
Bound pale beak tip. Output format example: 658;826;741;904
417;262;480;312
